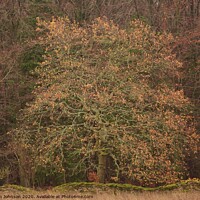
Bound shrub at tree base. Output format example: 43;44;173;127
10;17;199;187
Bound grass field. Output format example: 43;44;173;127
0;180;200;200
0;191;200;200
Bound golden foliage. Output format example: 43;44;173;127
11;17;199;186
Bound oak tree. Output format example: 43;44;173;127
11;17;199;187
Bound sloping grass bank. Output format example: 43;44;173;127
53;178;200;193
1;178;199;193
0;180;200;200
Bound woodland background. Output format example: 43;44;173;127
0;0;199;188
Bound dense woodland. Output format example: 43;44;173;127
0;0;199;188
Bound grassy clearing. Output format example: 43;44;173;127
89;191;199;200
0;179;199;200
0;190;200;200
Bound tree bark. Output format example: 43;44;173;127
18;150;31;187
97;153;107;183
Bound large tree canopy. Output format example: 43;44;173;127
11;17;198;187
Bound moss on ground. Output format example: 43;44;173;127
53;179;200;193
1;179;199;193
0;184;32;192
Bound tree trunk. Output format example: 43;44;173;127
19;165;31;187
18;150;31;187
97;153;107;183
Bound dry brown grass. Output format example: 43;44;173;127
96;191;200;200
0;190;199;200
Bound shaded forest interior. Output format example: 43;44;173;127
0;0;199;188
